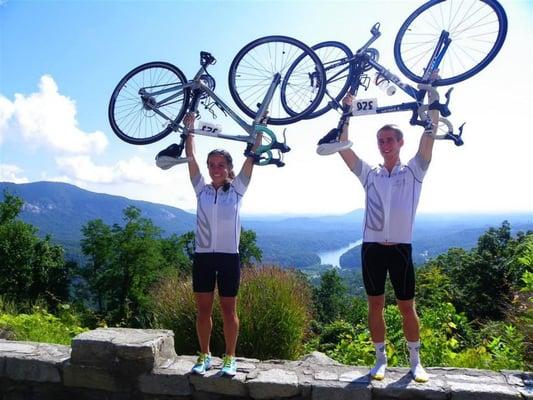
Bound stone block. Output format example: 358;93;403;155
299;351;341;366
138;359;192;396
247;368;300;399
63;361;130;392
190;369;247;397
449;381;522;400
70;328;176;375
0;340;69;383
312;380;371;400
338;369;370;383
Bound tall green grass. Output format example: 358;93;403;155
150;266;312;360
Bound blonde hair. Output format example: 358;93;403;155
377;124;403;141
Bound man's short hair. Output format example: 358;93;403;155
377;124;403;141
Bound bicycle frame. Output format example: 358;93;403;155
326;23;463;145
140;53;290;166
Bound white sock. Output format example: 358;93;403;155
370;342;387;380
407;341;428;382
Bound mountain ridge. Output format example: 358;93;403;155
1;181;531;269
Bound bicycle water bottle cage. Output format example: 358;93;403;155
200;51;216;66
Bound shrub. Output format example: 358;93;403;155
149;266;312;360
0;305;87;345
238;267;312;359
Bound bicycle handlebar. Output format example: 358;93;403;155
244;125;290;167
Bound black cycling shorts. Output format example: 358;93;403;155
192;252;241;297
361;242;415;300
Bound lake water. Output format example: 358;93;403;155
317;239;362;268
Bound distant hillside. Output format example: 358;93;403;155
1;181;531;269
0;181;196;257
339;213;533;269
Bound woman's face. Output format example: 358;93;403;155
207;154;230;188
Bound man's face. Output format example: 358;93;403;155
377;129;403;161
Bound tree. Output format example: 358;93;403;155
427;222;528;321
80;206;191;326
160;234;192;275
80;219;113;312
239;229;262;266
0;191;72;307
181;229;263;267
313;269;348;323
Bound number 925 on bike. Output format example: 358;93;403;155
352;99;377;116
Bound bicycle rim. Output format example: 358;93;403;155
394;0;507;86
229;36;326;125
109;62;189;145
305;41;354;119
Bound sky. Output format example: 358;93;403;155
1;0;532;216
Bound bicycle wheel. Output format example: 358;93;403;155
394;0;507;86
302;41;354;119
109;61;190;145
228;36;326;125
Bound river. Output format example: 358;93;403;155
317;239;362;268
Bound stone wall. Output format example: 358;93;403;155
0;328;531;399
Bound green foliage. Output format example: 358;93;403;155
416;263;452;309
305;301;525;370
313;269;349;323
0;192;73;307
180;229;263;267
148;272;209;355
239;229;263;266
238;267;311;359
80;206;190;327
150;266;312;360
0;305;87;345
426;222;528;321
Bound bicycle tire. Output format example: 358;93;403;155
228;36;326;125
394;0;507;86
302;41;354;119
109;61;190;145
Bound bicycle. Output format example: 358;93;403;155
108;36;326;167
282;0;507;150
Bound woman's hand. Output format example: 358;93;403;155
183;112;196;133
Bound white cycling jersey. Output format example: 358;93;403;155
353;154;429;244
192;172;249;254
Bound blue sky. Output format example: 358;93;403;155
1;0;532;215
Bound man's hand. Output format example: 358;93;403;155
343;93;354;108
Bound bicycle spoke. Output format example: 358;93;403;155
395;0;506;85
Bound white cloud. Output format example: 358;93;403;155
3;75;107;154
55;155;176;186
0;164;29;183
0;96;15;144
55;156;115;184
